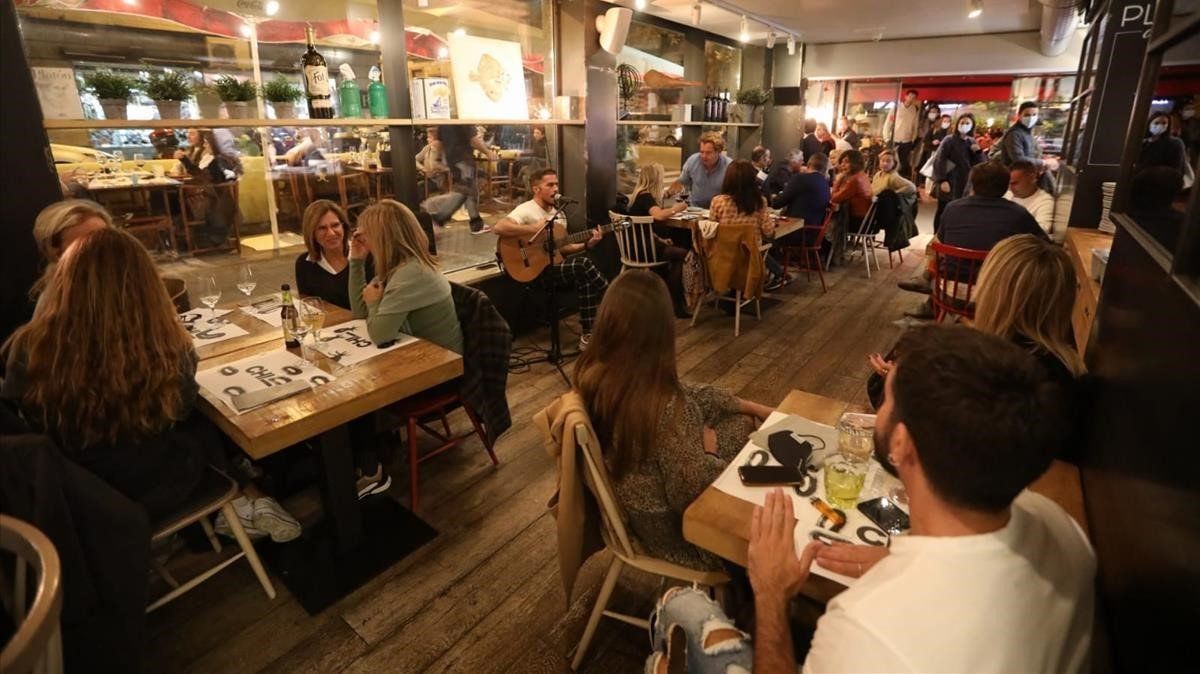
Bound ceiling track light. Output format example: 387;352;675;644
766;31;776;49
968;0;982;18
787;34;796;56
739;14;749;43
691;2;701;27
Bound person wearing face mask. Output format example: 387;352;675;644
1137;111;1188;176
932;113;985;234
996;102;1045;169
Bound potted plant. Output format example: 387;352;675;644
144;71;194;120
194;83;222;119
81;70;138;120
734;87;773;124
213;75;258;119
262;75;302;119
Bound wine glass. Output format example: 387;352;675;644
235;264;256;302
300;298;326;342
133;153;146;172
112;150;125;171
199;276;221;319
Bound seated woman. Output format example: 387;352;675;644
175;128;241;249
29;199;111;302
349;199;463;354
831;150;872;226
574;270;774;571
710;160;786;290
1;228;298;539
295;199;372;310
871;149;917;196
627;162;690;317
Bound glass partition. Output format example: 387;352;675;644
617;21;688;120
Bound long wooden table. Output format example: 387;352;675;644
194;303;463;612
683;389;1088;599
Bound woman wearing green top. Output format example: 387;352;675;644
349;199;463;354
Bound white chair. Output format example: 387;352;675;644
1;515;63;674
570;423;729;670
844;197;882;278
608;211;667;272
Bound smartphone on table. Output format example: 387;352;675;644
738;464;805;486
856;497;911;534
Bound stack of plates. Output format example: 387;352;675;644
1098;182;1116;233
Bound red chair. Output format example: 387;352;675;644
781;208;834;292
930;240;989;322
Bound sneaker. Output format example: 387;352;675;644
764;275;785;292
469;219;490;235
250;497;302;542
214;496;268;539
897;279;932;295
356;464;393;499
579;333;592;351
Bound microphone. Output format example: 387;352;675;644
554;194;578;205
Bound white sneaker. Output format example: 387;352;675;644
356;464;393;499
251;497;302;543
214;496;267;539
579;333;592;351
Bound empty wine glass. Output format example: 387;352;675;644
299;297;326;342
235;264;256;302
134;153;146;171
112;150;125;170
199;276;220;319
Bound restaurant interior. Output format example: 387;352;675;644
1;0;1198;672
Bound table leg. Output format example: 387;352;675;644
316;423;364;552
161;188;178;254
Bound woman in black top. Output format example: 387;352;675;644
932;112;985;234
1138;111;1188;175
175;128;242;249
627;163;691;317
295;200;369;310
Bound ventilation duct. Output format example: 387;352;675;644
1039;0;1081;56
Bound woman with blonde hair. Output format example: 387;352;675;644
294;199;370;309
627;163;691;317
29;198;111;297
350;199;462;354
871;149;917;196
573;270;774;571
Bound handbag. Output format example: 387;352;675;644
919;142;955;179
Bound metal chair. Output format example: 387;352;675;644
844;198;884;278
930;240;989;322
1;515;63;674
608;211;667;272
570;422;728;670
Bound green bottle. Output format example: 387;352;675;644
368;65;389;118
337;64;362;118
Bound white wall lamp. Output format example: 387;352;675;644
968;0;983;18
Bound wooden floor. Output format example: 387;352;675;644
145;240;930;674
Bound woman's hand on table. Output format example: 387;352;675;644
814;542;889;578
361;280;383;304
867;353;894;376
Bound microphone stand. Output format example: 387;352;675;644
523;198;577;387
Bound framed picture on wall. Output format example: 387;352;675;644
448;33;528;120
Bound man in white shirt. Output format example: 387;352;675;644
1007;159;1059;242
888;89;922;179
643;325;1095;674
492;168;606;349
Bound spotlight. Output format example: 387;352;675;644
766;31;776;49
437;46;449;59
451;28;466;37
240;23;252;38
265;1;279;16
739;15;748;43
968;0;982;18
370;29;381;44
635;0;646;10
691;2;701;26
787;34;796;56
418;0;429;8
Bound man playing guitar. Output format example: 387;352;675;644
492;168;607;350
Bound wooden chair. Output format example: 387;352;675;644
418;169;451;201
570;423;729;670
1;515;63;674
690;223;763;337
146;467;275;612
162;276;190;312
608;211;667;272
338;170;373;218
179;181;242;254
781;208;834;292
121;214;177;258
930;240;989;322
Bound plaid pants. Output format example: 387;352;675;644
542;255;608;333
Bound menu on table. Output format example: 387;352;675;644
196;349;336;415
180;308;249;347
309;320;416;367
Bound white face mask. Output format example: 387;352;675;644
940;121;951;129
1149;123;1168;135
959;123;973;134
1021;115;1038;128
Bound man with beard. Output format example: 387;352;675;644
642;325;1095;674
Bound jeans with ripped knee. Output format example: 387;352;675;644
645;587;754;674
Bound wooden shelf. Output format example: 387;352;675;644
616;120;760;127
43;117;586;130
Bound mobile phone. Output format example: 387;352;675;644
738;464;805;486
857;497;911;534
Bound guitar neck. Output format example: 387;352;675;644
557;221;620;245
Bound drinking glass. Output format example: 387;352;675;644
112;150;125;169
824;453;868;510
300;298;326;342
133;153;146;171
199;276;221;319
235;264;256;301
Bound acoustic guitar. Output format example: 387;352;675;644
496;218;629;283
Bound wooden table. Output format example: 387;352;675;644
189;303;291;362
1065;228;1113;354
87;175;183;252
346;163;394;201
683;389;1088;599
195;306;463;612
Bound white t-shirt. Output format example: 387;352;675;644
507;199;556;227
1006;189;1058;242
803;491;1095;674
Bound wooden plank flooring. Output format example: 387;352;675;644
146;241;929;673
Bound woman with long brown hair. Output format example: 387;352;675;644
573;270;773;571
710;159;786;290
175;127;241;249
349;199;462;354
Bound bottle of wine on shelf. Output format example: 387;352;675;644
280;284;301;348
302;26;334;119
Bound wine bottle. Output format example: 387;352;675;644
302;27;334;119
281;284;301;348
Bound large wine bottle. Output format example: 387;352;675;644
302;26;334;119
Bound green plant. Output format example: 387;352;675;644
213;75;258;102
81;70;138;100
143;71;194;101
736;88;773;107
262;75;302;103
